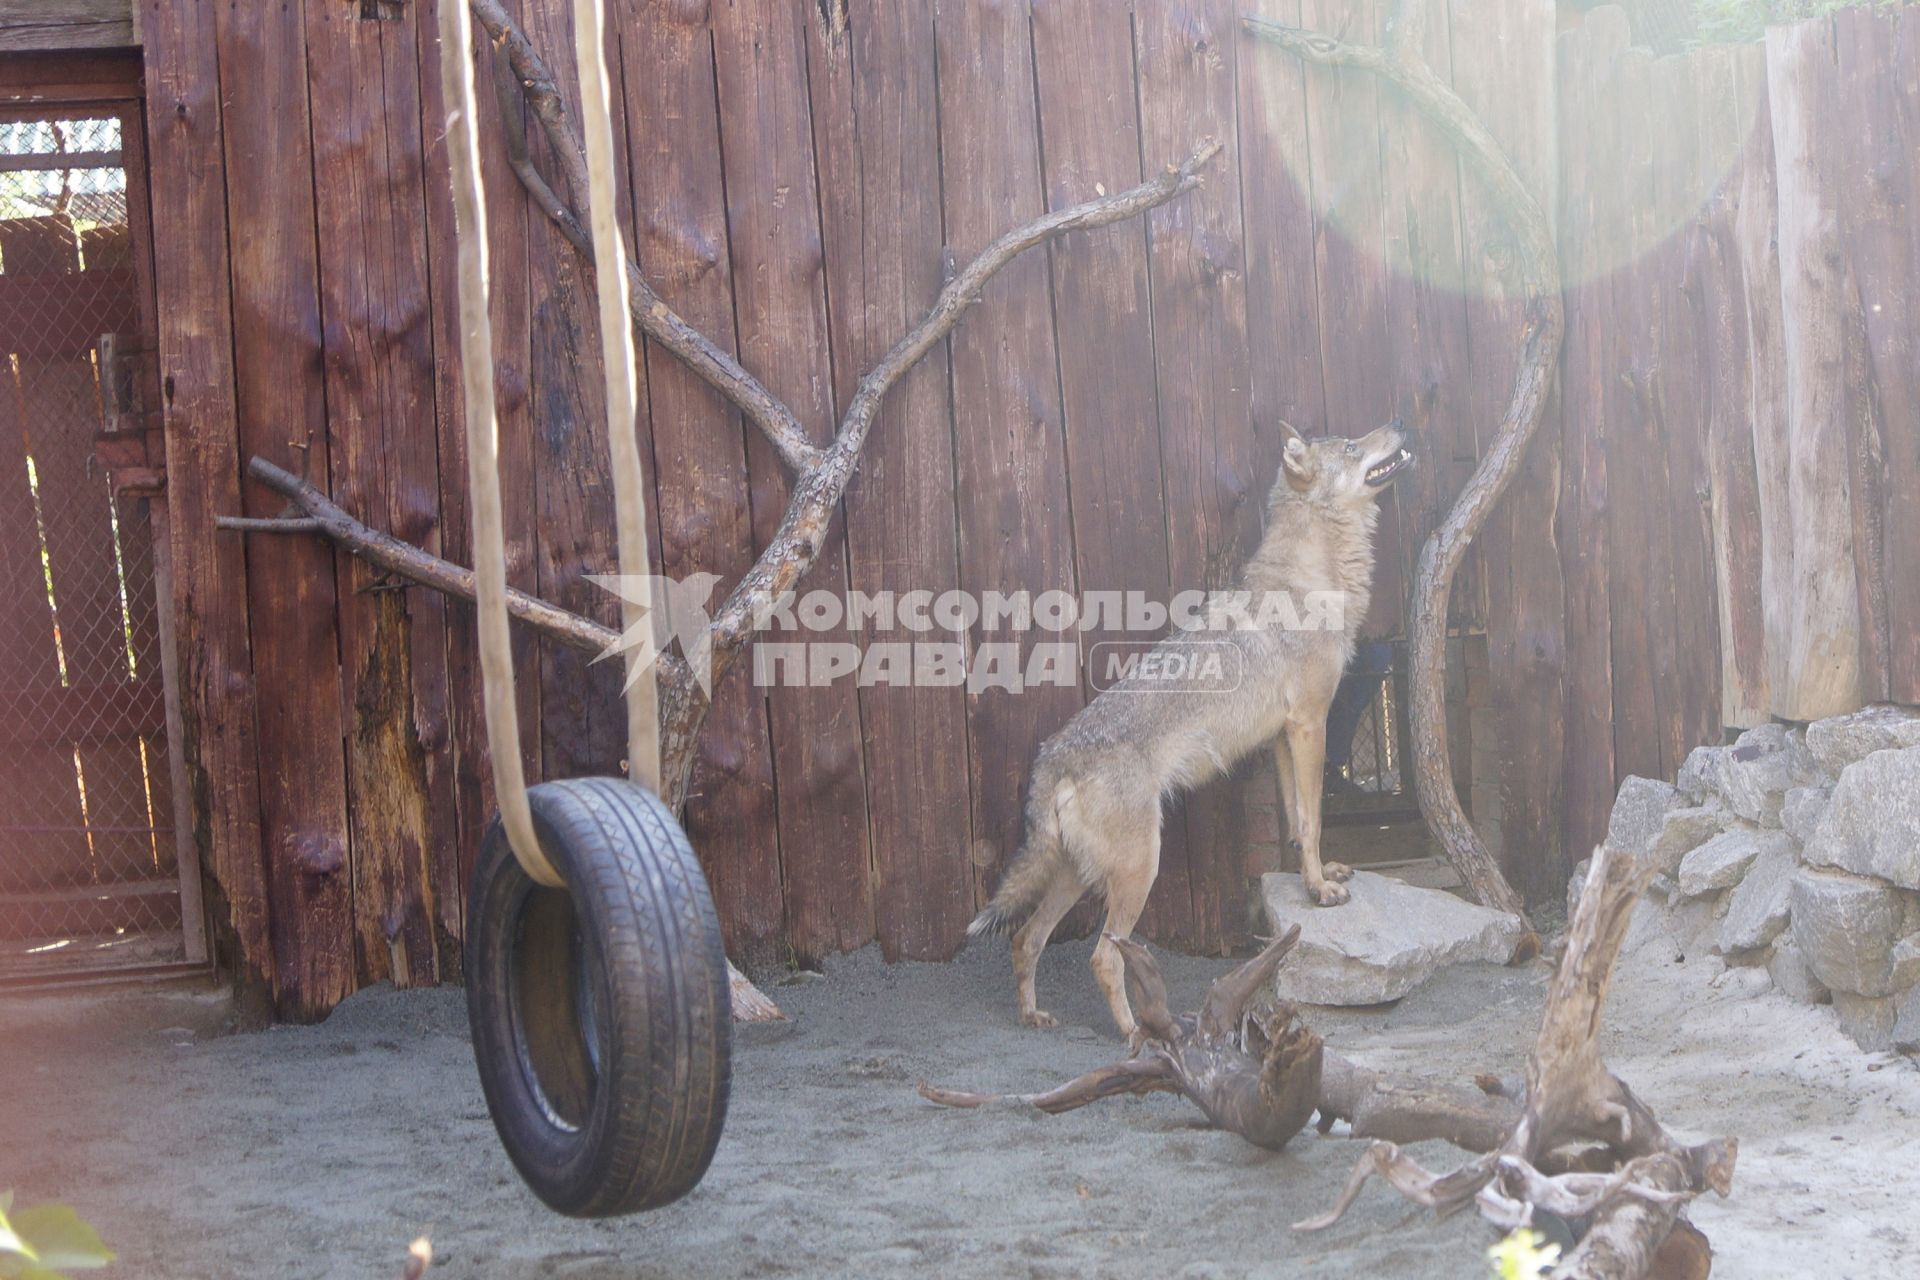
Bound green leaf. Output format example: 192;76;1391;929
9;1208;113;1272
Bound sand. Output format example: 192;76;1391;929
3;928;1916;1279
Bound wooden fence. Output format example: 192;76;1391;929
123;1;1920;1018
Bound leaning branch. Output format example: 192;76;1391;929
1243;1;1561;922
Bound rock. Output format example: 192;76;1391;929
1676;744;1727;804
1832;991;1898;1052
1768;935;1831;1004
1712;724;1823;827
1804;704;1920;775
1677;827;1787;897
1788;869;1906;997
1802;746;1920;890
1781;784;1832;845
1606;776;1683;856
1664;893;1723;960
1893;936;1920;992
1894;985;1920;1053
1647;802;1734;877
1718;836;1798;952
1259;871;1526;1006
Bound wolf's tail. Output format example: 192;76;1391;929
968;781;1072;938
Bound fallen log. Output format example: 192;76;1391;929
920;927;1324;1151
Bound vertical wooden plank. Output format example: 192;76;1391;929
1296;0;1399;631
1374;5;1459;652
1134;0;1262;951
139;0;273;990
415;0;543;952
1834;6;1918;704
213;0;354;1015
1450;0;1564;900
1555;8;1624;862
808;0;973;959
1029;0;1184;940
712;0;875;962
1698;43;1771;730
1237;0;1328;441
1735;46;1793;727
1600;46;1665;784
303;0;450;988
1649;52;1720;769
1892;11;1920;704
622;0;784;965
1766;16;1863;721
934;0;1084;939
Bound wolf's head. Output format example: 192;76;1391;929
1274;419;1414;506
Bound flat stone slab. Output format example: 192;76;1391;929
1260;871;1525;1006
1677;827;1785;897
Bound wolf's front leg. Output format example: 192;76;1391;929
1283;718;1348;906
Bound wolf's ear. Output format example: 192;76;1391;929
1279;430;1313;492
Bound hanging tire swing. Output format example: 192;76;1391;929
437;0;729;1216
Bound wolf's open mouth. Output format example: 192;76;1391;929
1365;447;1415;486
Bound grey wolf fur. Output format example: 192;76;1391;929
970;421;1413;1038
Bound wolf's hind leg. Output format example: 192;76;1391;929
1013;876;1086;1029
1090;828;1160;1039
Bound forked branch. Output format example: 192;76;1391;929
1243;0;1561;922
1294;846;1737;1280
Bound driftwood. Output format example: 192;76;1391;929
1296;845;1735;1280
919;927;1324;1151
222;2;1218;1019
1243;0;1558;923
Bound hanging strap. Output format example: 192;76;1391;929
571;0;661;793
437;0;560;886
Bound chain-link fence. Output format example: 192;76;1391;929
0;106;195;981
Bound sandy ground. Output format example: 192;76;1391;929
3;925;1917;1279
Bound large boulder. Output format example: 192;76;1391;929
1717;835;1798;952
1259;871;1526;1005
1710;724;1823;827
1805;704;1920;775
1606;776;1683;857
1802;746;1920;890
1677;827;1788;897
1894;984;1920;1054
1787;869;1907;997
1646;802;1734;877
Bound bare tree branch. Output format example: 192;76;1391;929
1242;1;1561;923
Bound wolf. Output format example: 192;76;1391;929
969;419;1413;1038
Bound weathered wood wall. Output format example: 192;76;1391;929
122;1;1920;1016
1553;4;1920;859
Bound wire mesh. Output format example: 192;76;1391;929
0;107;188;979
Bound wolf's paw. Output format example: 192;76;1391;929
1309;879;1350;907
1323;861;1354;883
1020;1009;1059;1029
